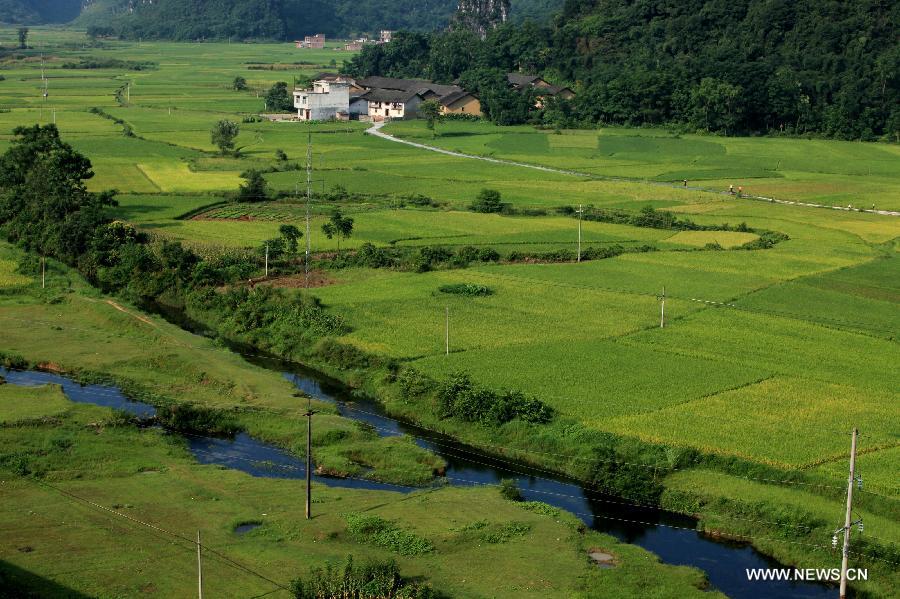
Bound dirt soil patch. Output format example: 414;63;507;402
588;548;617;568
255;270;338;289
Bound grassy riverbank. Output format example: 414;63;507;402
0;245;720;598
0;242;442;486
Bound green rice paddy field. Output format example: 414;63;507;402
2;25;897;488
1;28;899;594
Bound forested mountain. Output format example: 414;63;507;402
0;0;81;24
347;0;900;140
65;0;563;37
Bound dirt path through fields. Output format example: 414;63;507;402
366;121;900;217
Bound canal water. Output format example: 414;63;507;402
1;364;835;598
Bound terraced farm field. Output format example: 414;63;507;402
386;120;900;211
1;27;898;598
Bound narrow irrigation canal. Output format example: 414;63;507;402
2;362;835;599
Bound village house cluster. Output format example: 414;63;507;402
291;73;574;122
294;31;394;52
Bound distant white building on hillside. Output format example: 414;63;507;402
293;80;350;121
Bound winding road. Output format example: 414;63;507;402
365;121;900;217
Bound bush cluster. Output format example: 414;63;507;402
438;283;494;297
155;403;239;435
437;373;554;426
320;243;500;273
62;59;157;71
345;513;434;556
507;243;655;264
290;555;438;599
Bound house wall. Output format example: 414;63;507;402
349;98;369;116
442;96;482;116
368;96;421;120
294;82;350;121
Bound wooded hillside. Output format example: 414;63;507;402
347;0;900;139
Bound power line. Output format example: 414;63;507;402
12;476;292;594
4;351;898;499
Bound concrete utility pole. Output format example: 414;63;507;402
196;530;203;599
445;307;450;355
305;401;315;520
305;128;312;288
41;257;45;289
659;286;666;328
839;428;859;599
576;204;584;262
264;243;269;277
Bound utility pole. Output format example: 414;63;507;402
305;399;315;520
41;257;45;289
576;204;584;262
264;243;269;278
839;428;859;599
305;128;312;288
658;286;666;328
445;307;450;355
196;530;203;599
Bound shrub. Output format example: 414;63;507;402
345;513;434;556
498;479;523;501
470;189;504;213
155;403;239;435
396;368;435;400
290;555;437;599
437;373;553;426
519;501;560;517
438;283;494;297
237;170;268;202
0;352;28;369
316;339;374;370
480;522;530;543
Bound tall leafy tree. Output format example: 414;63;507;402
264;82;293;112
0;124;116;263
321;210;354;250
418;100;443;137
211;120;239;155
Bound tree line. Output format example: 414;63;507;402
74;0;562;41
345;0;900;140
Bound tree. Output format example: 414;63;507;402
321;210;354;250
275;149;288;161
237;169;267;202
264;82;293;112
690;78;742;135
470;189;503;213
86;26;115;40
418;99;442;137
279;224;302;254
211;120;239;155
0;124;116;269
232;76;247;91
17;27;28;49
